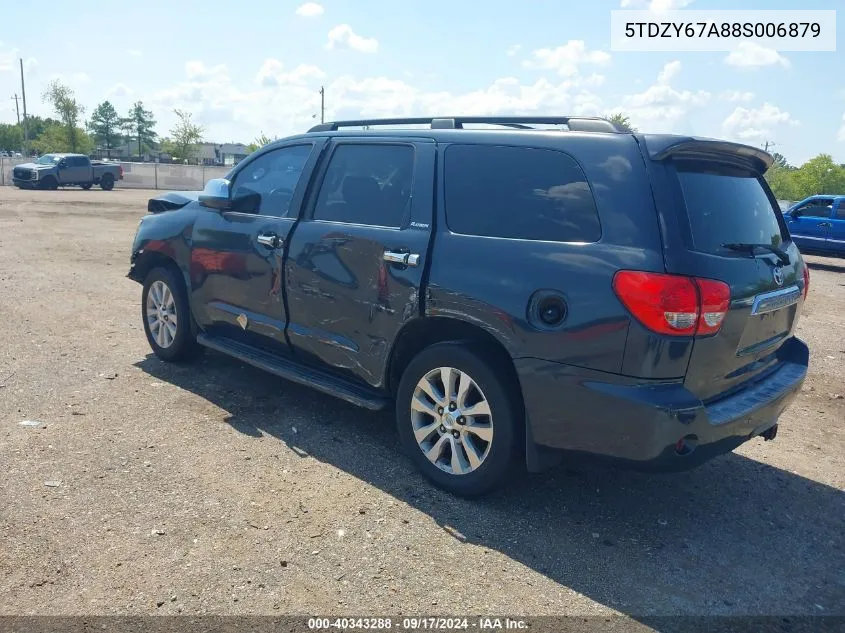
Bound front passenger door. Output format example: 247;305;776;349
786;198;833;251
190;141;325;355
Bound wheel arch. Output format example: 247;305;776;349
130;249;188;294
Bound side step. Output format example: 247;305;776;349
197;334;390;411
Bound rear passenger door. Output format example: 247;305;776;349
285;138;436;389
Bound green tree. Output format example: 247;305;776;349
22;115;62;141
792;154;845;196
31;123;94;154
246;132;277;152
166;109;204;162
603;112;636;132
0;123;24;151
765;164;800;201
88;101;123;157
42;80;86;153
770;152;791;170
123;101;157;157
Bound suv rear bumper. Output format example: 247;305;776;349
516;337;808;471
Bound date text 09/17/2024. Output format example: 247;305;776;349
307;617;528;630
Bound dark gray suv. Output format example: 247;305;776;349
128;116;810;496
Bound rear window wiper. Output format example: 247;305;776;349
720;242;790;266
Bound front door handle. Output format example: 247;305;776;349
257;233;281;248
383;251;420;266
818;222;832;228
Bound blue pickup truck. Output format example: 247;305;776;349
784;195;845;256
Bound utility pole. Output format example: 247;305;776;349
19;59;29;154
11;94;21;125
763;140;776;153
319;86;325;124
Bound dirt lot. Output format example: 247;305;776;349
1;187;843;618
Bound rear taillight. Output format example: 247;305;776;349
802;265;810;300
612;271;730;337
694;278;731;335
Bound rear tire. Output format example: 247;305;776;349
141;266;202;363
395;342;520;497
80;183;93;190
100;173;115;190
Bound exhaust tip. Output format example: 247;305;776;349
675;434;699;456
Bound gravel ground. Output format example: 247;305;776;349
0;187;843;618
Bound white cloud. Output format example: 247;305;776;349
185;60;229;81
722;103;799;143
649;0;694;10
524;40;611;77
23;57;37;74
657;60;681;84
620;0;694;9
326;24;379;53
127;49;142;58
615;62;709;132
719;90;754;102
296;2;324;17
0;45;19;72
108;83;132;98
147;56;614;144
506;44;521;57
255;59;325;87
838;114;845;142
724;43;790;69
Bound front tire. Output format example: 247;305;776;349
40;176;58;190
395;342;520;496
141;267;201;362
100;174;115;190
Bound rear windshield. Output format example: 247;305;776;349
675;162;785;253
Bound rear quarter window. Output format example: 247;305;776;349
444;144;601;242
674;162;786;253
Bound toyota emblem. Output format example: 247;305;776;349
772;266;784;286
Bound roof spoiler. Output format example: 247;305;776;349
643;136;773;173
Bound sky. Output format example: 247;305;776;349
0;0;842;165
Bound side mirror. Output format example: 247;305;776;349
198;178;232;210
58;160;68;169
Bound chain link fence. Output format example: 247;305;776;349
0;157;231;191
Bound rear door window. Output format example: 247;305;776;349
674;162;786;254
444;144;601;242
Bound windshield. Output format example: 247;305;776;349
36;154;59;165
675;162;786;254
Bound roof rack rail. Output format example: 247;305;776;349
307;116;623;134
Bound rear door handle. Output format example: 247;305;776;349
257;233;282;248
818;222;832;227
383;251;420;266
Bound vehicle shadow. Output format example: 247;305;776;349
136;352;845;618
806;260;845;274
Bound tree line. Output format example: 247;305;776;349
0;80;203;162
